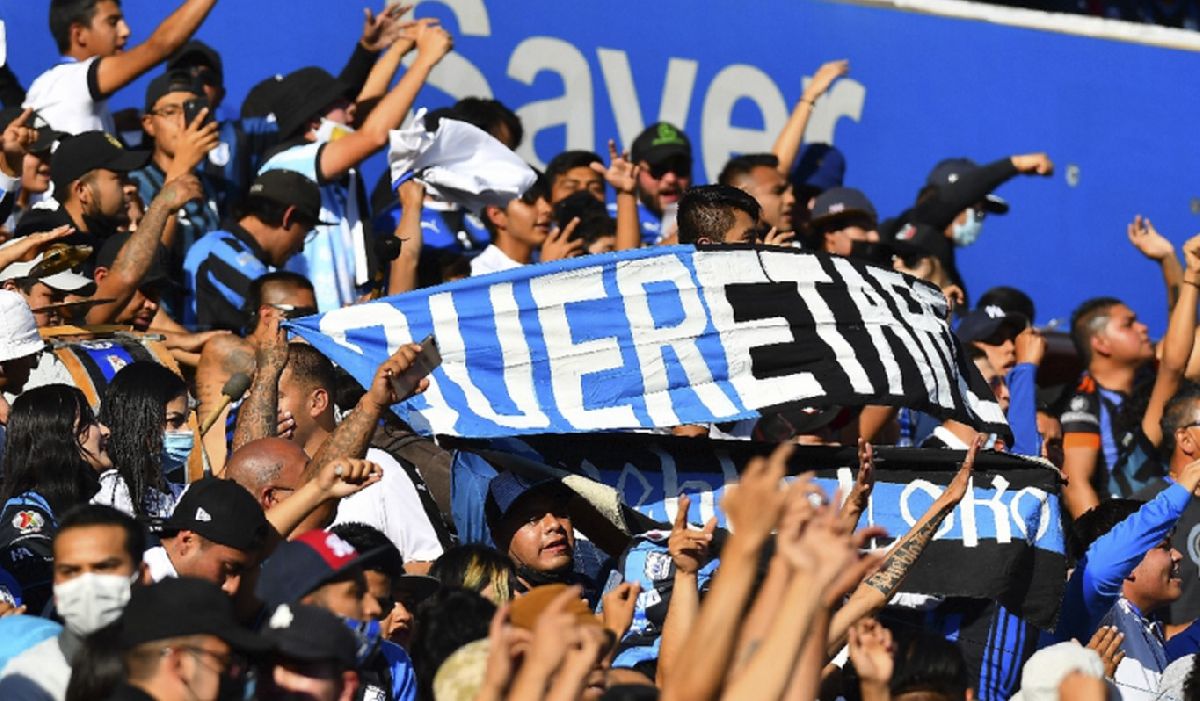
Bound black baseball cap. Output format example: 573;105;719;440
119;577;272;653
241;74;288;120
144;69;203;114
247;170;325;224
261;603;357;669
810;187;878;225
955;305;1028;345
51;132;149;199
0;108;64;154
925;158;1009;214
631;122;692;167
273;67;354;140
168;40;224;87
888;220;950;262
94;232;172;288
162;477;270;553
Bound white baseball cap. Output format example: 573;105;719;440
0;254;93;292
1010;641;1107;701
0;290;43;362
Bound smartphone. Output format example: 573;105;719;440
183;98;211;126
389;333;441;399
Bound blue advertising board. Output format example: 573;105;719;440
4;0;1199;333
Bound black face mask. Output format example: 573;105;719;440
848;240;894;266
79;210;123;239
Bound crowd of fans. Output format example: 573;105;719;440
0;1;1198;701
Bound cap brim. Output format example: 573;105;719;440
395;575;440;604
29;130;65;154
983;194;1009;215
215;624;274;655
107;149;151;173
40;270;94;292
641;146;690;166
810;208;877;227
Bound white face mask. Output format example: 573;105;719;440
951;208;984;247
54;572;134;635
314;118;355;144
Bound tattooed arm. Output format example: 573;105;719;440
304;343;429;481
232;316;289;451
825;439;979;659
87;175;203;324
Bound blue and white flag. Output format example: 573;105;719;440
288;245;1009;438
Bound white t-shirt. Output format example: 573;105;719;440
23;57;114;135
90;470;178;520
333;447;444;563
469;244;522;277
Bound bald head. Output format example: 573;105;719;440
225;437;309;510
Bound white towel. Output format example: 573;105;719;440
387;108;536;215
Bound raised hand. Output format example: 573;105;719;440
540;217;585;262
601;581;641;641
252;314;290;373
1182;233;1200;274
840;438;876;530
848;618;894;685
668;493;716;575
1127;215;1175;262
360;3;413;52
1010;152;1054;176
590;139;639;195
1014;326;1046;367
365;342;430;409
803;59;850;102
167;108;220;178
412;21;453;65
156;173;205;209
317;457;383;498
942;436;980;505
1;108;37;176
721;442;791;547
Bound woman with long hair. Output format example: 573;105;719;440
0;384;108;612
95;362;190;520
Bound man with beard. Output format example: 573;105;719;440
630;122;692;244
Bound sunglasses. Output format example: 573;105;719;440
267;303;318;319
646;157;691;180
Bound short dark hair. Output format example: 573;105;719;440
889;632;970;701
1161;382;1200;457
244;271;314;329
717;153;779;187
978;286;1036;324
453;98;523;149
328;522;403;578
1070;296;1123;364
49;0;114;54
410;588;496;701
1070;499;1144;560
545;151;602;187
56;504;146;566
553;192;615;247
482;169;547;238
285;342;337;396
676;185;761;245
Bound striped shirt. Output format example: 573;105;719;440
183;223;273;330
260;142;367;312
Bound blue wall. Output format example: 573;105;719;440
5;0;1199;333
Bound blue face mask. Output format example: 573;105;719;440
161;431;194;479
951;208;983;247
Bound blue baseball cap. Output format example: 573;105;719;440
790;143;845;192
256;530;375;611
484;472;571;547
955;304;1028;345
810;187;877;225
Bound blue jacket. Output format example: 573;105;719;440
1005;363;1042;456
1052;482;1191;643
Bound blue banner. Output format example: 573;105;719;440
287;245;1007;437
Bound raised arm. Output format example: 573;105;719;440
304;342;429;480
95;0;218;97
1129;214;1184;319
591;139;642;252
265;457;381;539
656;493;715;686
771;60;849;175
87;175;202;324
660;444;789;701
914;153;1052;231
318;22;452;182
231;316;289;451
826;440;978;657
1142;234;1200;446
386;179;425;296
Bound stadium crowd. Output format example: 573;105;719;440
0;2;1199;701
